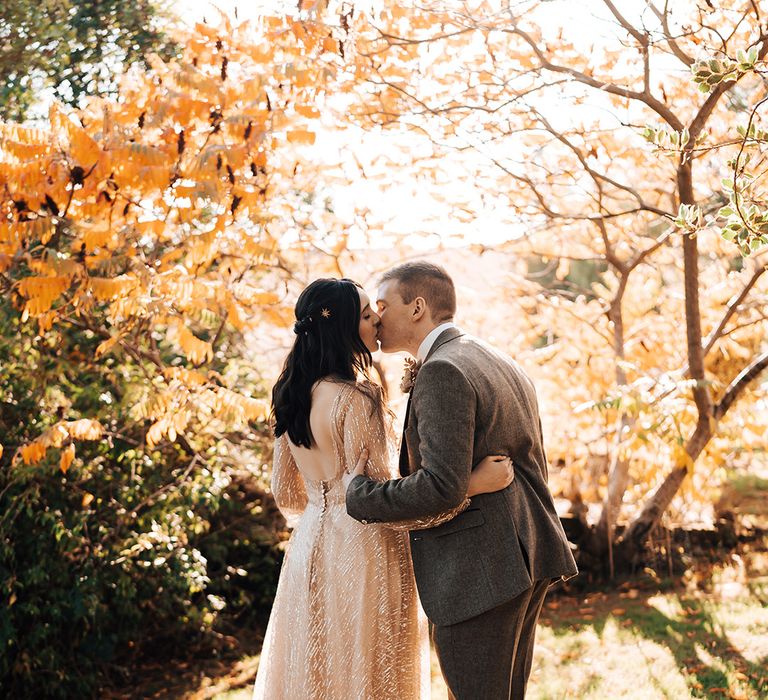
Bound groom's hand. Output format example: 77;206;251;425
342;448;369;490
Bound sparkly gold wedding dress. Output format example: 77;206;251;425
253;381;464;700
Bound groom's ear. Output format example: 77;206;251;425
412;296;428;322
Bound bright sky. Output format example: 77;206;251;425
175;0;290;24
169;1;652;249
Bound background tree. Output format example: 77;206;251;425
0;0;177;121
350;0;768;570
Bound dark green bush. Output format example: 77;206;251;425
0;306;284;698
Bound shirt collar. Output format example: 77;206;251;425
416;322;456;362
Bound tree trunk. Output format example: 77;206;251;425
619;422;711;559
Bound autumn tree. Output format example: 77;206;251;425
0;0;179;121
350;0;768;569
0;8;355;465
0;8;357;692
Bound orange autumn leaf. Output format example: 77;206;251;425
60;444;75;474
295;104;320;119
286;129;316;145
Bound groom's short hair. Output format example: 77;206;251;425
380;261;456;322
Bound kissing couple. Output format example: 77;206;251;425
253;261;577;699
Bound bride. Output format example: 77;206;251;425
253;277;513;700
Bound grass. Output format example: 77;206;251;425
529;583;767;699
207;577;767;700
116;537;767;700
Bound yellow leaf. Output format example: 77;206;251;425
67;419;104;440
16;275;70;316
174;321;214;365
95;335;120;358
37;311;56;334
673;443;695;473
146;419;166;448
60;444;75;474
88;275;138;301
20;442;46;465
81;492;94;508
135;219;167;237
78;222;113;250
50;103;101;166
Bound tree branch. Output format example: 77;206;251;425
502;25;684;131
601;0;647;47
714;349;768;420
647;2;694;67
688;34;768;142
703;265;766;356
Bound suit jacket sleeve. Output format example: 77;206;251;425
346;359;476;523
271;432;307;527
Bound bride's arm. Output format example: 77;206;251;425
341;388;513;531
377;454;513;531
271;433;307;527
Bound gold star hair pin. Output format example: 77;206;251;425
321;308;331;319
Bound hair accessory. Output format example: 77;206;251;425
321;308;331;319
293;316;313;335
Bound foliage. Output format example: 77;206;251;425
0;9;349;476
0;8;352;693
0;296;283;697
0;0;177;121
346;0;768;566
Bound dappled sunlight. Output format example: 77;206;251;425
532;613;690;699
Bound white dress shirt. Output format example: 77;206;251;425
416;322;457;362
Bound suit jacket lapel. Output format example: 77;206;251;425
424;326;464;362
399;327;464;476
399;393;413;476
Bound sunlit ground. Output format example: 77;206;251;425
206;573;768;700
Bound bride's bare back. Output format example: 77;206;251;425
286;379;346;482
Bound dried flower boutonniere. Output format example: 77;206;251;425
399;357;422;394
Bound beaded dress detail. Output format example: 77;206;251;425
253;382;465;700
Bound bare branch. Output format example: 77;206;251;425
602;0;648;46
703;265;766;356
714;349;768;420
595;219;626;273
647;2;694;67
502;25;684;131
627;227;674;271
531;108;670;218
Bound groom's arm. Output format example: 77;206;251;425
345;360;476;523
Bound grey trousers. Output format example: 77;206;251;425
431;579;551;700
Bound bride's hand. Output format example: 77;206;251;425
342;448;369;490
468;454;514;497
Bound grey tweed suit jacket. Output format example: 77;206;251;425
346;327;578;626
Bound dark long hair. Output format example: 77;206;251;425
272;278;377;448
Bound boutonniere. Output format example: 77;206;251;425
400;357;422;394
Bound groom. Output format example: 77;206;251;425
344;261;578;699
